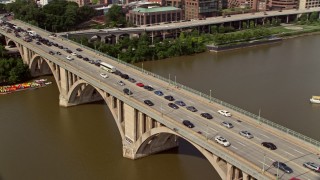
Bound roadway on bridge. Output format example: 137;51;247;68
3;20;320;180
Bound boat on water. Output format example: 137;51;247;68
0;79;51;95
310;96;320;104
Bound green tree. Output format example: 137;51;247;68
309;12;318;22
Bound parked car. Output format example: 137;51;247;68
168;103;179;109
239;130;253;139
100;73;108;78
136;82;144;87
123;88;133;95
261;142;277;150
215;136;231;147
272;161;293;174
117;81;125;86
303;162;320;172
221;121;233;128
200;113;213;119
154;90;164;96
218;110;232;117
182;120;194;128
144;100;154;106
76;48;82;51
164;95;175;101
56;51;61;55
83;57;89;61
144;85;154;91
175;100;186;106
76;54;83;59
186;106;197;112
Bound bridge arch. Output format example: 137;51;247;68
29;54;61;93
134;126;227;179
89;35;101;43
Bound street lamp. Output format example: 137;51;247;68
262;154;266;173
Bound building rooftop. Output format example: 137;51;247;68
132;6;181;13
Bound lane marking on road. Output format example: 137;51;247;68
267;157;275;162
209;127;218;132
290;148;304;155
259;133;270;139
231;146;238;150
258;160;268;167
282;150;295;157
237;142;246;146
255;137;261;141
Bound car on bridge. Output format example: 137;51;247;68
76;48;82;51
200;113;213;119
49;51;54;55
168;103;179;109
56;51;61;55
121;74;129;79
117;81;125;86
100;73;108;78
136;82;144;87
144;85;154;91
164;95;175;101
261;142;277;150
303;162;320;172
128;77;136;83
66;56;73;61
239;130;253;139
123;88;133;95
218;110;232;117
214;136;230;147
186;106;197;112
71;52;77;56
175;101;186;106
221;121;233;128
182;120;194;128
154;90;164;96
272;161;293;174
144;100;154;106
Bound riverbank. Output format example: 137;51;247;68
206;24;320;52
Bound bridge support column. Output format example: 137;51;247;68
242;172;249;180
226;163;233;180
59;67;72;107
234;168;239;180
287;15;289;23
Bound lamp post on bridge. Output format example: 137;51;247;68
262;153;266;173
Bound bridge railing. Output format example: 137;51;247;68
63;34;320;149
14;19;319;148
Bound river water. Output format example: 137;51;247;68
0;36;319;180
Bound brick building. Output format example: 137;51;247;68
184;0;222;20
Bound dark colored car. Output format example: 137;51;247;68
36;41;41;45
183;120;194;128
58;45;63;49
128;77;136;83
154;90;164;96
168;103;179;109
66;49;72;53
76;48;82;51
186;106;197;112
272;161;293;174
175;100;186;106
144;85;154;91
114;70;122;76
144;100;154;106
76;54;83;58
200;113;213;119
121;74;129;79
48;51;54;55
164;95;175;101
123;88;133;95
261;142;277;150
83;57;89;61
56;51;62;55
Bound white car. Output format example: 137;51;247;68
71;52;77;56
215;136;231;147
66;56;73;61
221;121;233;128
218;110;232;117
117;81;125;86
100;73;108;78
303;162;320;172
239;130;254;139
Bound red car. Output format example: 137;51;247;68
136;82;144;87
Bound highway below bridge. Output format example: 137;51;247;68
1;18;319;180
62;8;320;44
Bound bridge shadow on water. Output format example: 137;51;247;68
157;138;207;160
